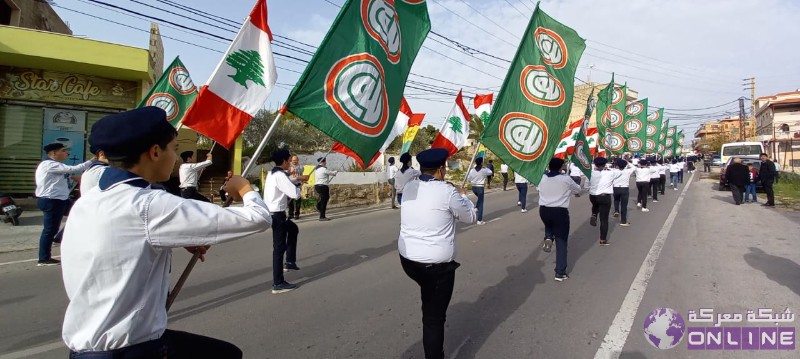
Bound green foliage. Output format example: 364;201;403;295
775;172;800;206
242;109;333;163
386;124;438;155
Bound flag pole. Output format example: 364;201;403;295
242;106;288;177
461;141;481;188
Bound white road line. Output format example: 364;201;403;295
0;341;63;359
593;172;695;359
0;255;60;267
463;217;502;230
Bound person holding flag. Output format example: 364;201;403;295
264;149;301;294
586;157;614;246
538;158;581;280
612;158;636;226
466;157;493;225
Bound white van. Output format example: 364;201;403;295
720;141;765;164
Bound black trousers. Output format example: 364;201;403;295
763;180;775;205
180;187;210;202
590;194;612;241
539;206;570;276
69;329;241;359
649;179;659;200
613;187;630;224
501;173;508;190
400;256;460;359
704;163;711;172
730;184;745;205
636;181;649;208
271;212;298;285
659;175;666;194
287;193;302;217
314;185;330;218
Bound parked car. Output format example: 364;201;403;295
719;156;761;191
711;155;722;166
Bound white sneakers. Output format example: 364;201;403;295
477;221;486;225
521;209;528;213
637;202;642;207
642;208;650;212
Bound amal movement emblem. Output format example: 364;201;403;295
534;27;568;69
612;87;624;105
362;0;401;64
627;138;643;152
146;93;179;122
625;119;643;135
169;66;196;94
324;53;389;137
646;139;656;151
602;109;624;128
574;140;591;169
646;124;657;137
520;65;565;107
604;132;625;152
647;110;660;122
498;112;549;161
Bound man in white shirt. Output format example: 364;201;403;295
612;159;636;226
466;157;493;225
586;157;614;246
669;159;681;190
387;156;399;209
568;161;583;186
79;145;109;195
500;163;509;191
656;160;668;195
264;149;302;294
34;142;92;266
178;150;212;202
538;158;581;281
634;160;652;212
649;159;661;202
514;171;529;212
398;148;475;359
314;157;338;221
62;107;271;358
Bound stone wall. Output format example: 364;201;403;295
301;182;393;210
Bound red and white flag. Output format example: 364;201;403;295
553;120;583;159
181;0;277;148
473;93;493;125
587;127;606;157
431;90;471;156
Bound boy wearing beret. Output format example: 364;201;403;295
537;157;581;281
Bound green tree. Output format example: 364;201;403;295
242;109;333;163
226;50;266;89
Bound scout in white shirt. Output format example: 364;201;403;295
538;158;581;281
669;159;681;189
648;159;661;202
500;163;510;191
387;156;400;208
634;160;652;211
466;157;493;225
178;150;212;202
656;160;668;195
585;157;614;245
398;148;475;359
611;159;636;226
264;149;302;294
34;142;92;265
314;157;338;220
79;146;109;195
394;152;421;205
62;107;270;358
514;171;530;212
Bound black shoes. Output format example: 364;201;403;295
37;258;60;267
319;217;331;221
271;281;297;294
590;215;597;227
600;240;610;246
283;263;300;272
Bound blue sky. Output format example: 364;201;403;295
53;0;800;138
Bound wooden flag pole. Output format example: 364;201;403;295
461;141;481;189
242;106;288;177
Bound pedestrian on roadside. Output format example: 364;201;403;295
398;148;476;359
486;160;495;189
612;158;635;227
500;162;509;191
178;151;212;202
759;153;777;207
394;152;421;205
61;107;271;358
635;160;652;212
288;155;307;218
678;158;685;183
657;160;667;195
538;158;581;281
514;171;529;212
703;154;712;172
466;157;493;225
669;159;681;190
314;157;337;221
726;157;749;205
264;149;302;294
35;143;93;266
745;163;758;203
387;156;399;209
587;157;614;246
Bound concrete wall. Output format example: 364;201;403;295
10;0;72;35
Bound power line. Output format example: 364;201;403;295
502;0;528;17
430;0;517;48
456;0;521;40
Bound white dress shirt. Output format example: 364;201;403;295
263;169;300;212
514;172;529;184
657;164;668;175
466;167;493;186
586;168;614;195
35;159;92;199
649;166;660;179
500;164;509;173
178;160;212;188
538;173;581;208
612;163;635;188
79;162;108;194
398;178;476;263
314;166;337;185
61;169;271;352
670;163;681;173
635;167;652;182
387;165;399;180
568;162;583;178
394;167;421;193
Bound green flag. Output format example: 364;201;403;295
479;4;586;185
622;98;648;153
570;127;593;179
138;57;198;127
645;107;664;154
658;118;670;155
665;125;678;157
282;0;430;165
596;77;627;155
676;130;685;157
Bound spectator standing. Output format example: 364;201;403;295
288;155;308;218
703;154;712;172
759;153;777;207
485;160;495;189
387;157;399;209
314;157;338;221
500;163;509;191
745;163;758;203
726;157;749;205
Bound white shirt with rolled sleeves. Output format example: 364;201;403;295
387;164;399;180
612;163;636;188
264;169;299;212
586;168;614;195
178;160;212;188
61;171;271;352
466;167;493;186
35;159;92;199
538;173;581;208
314;166;338;185
398;178;476;263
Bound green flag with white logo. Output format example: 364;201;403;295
479;4;585;185
138;57;198;127
658;118;670;155
282;0;430;165
596;77;628;156
676;130;685;157
645;108;664;154
622;98;648;153
570;128;593;179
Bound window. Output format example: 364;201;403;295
780;123;790;132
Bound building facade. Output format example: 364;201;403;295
754;91;800;171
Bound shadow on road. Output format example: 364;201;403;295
743;247;800;297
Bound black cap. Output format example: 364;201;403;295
417;148;448;170
317;157;326;163
615;159;627;168
388;157;395;164
399;152;412;163
548;157;565;171
594;157;608;166
89;107;175;160
43;142;65;153
180;151;194;162
475;157;484;165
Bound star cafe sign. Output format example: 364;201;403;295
1;68;136;108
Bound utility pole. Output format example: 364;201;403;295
738;97;746;141
742;77;755;140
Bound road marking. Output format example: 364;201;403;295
0;341;63;359
593;172;694;359
0;255;60;267
463;217;502;230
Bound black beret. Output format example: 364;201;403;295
594;157;608;166
417;148;448;170
271;149;291;164
89;107;175;160
317;157;326;163
43;142;65;153
548;157;565;171
615;159;627;168
399;152;412;163
388;157;395;164
475;157;484;165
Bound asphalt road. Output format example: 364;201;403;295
1;172;798;358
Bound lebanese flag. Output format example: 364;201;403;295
553;120;583;159
181;0;277;148
333;97;420;168
473;93;493;125
587;127;606;157
431;90;470;156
